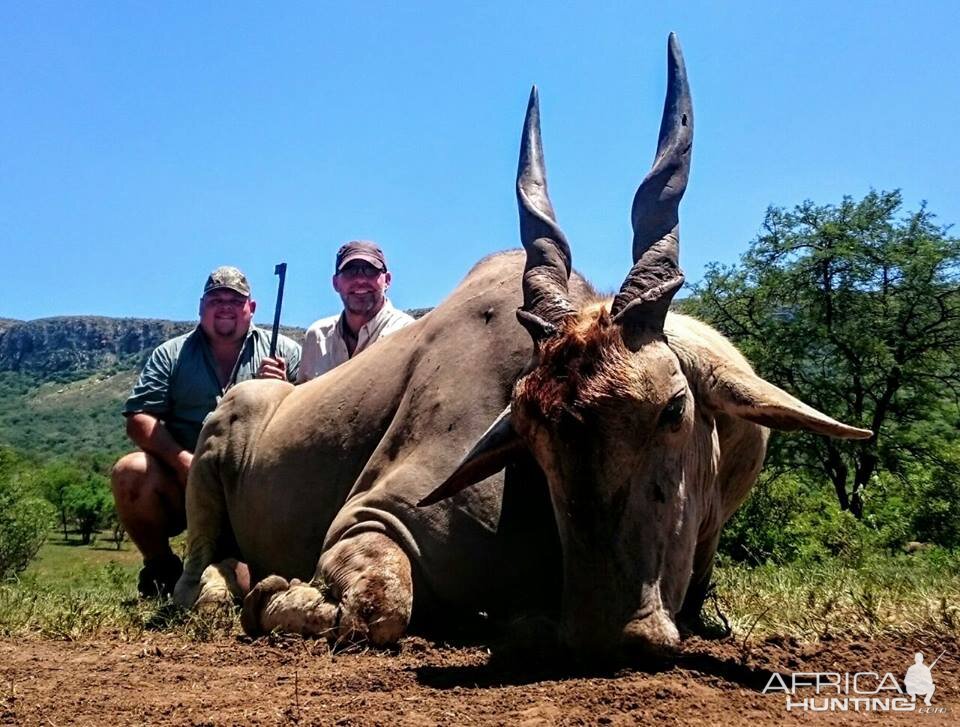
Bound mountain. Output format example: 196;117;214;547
0;316;195;378
0;316;303;459
0;311;430;460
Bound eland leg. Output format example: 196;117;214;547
677;531;729;638
194;558;251;611
173;441;228;609
241;532;413;647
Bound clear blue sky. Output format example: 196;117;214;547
2;2;958;328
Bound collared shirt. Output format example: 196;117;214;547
297;299;414;383
123;325;301;451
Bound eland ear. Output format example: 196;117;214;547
706;363;873;440
418;407;524;506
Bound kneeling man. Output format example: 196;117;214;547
112;266;301;597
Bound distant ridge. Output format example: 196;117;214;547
0;315;295;457
0;316;304;377
0;310;429;457
0;310;431;378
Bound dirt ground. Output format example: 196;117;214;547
1;631;956;726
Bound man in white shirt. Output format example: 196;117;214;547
298;240;415;382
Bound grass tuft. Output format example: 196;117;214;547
0;536;239;641
713;549;960;641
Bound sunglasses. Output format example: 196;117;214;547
338;263;384;280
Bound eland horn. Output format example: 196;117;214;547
516;86;575;342
611;32;692;335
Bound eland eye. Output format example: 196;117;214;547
659;395;686;431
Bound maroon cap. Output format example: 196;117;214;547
335;240;387;272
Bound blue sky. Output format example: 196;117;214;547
2;2;958;328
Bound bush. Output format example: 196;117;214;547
719;436;960;565
37;461;80;541
719;473;810;564
720;471;884;565
905;455;960;549
0;474;56;579
63;474;112;545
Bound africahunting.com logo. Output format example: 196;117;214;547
763;650;950;714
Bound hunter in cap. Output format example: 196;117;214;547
111;265;301;597
297;241;414;382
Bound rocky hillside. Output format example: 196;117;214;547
0;316;303;458
0;312;427;459
0;316;308;378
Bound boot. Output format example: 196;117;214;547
137;551;183;599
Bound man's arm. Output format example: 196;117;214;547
126;412;193;487
122;338;186;481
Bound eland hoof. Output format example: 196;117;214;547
240;575;290;636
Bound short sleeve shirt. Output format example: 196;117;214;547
297;299;414;383
123;325;301;452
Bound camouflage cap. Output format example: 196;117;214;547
335;240;387;273
203;266;251;297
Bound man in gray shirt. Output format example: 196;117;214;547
111;266;301;597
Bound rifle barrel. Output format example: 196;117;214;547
270;262;287;358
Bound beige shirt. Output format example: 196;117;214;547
297;299;415;383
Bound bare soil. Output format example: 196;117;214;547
1;632;956;725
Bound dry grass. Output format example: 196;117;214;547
3;536;958;644
713;549;960;641
0;533;239;641
0;562;241;641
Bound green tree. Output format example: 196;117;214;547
0;446;56;578
38;461;83;541
63;474;113;545
688;190;960;519
103;508;126;551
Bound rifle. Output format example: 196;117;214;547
269;262;287;358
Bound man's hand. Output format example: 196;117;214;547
257;356;287;381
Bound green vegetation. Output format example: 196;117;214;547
0;449;55;579
27;532;140;585
0;536;955;642
62;473;113;545
720;461;960;565
685;190;960;559
0;446;125;568
0;369;135;459
0;535;237;641
688;190;960;519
